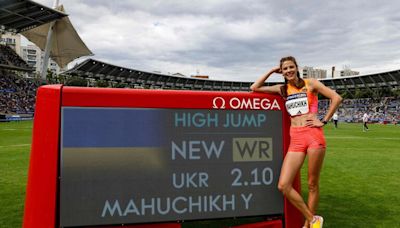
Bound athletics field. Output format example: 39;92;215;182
0;121;399;227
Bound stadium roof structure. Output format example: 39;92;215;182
63;58;400;95
0;0;67;33
321;69;400;96
62;58;255;91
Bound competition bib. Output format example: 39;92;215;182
285;93;309;116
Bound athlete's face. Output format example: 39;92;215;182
281;60;297;81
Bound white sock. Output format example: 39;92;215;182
310;216;318;224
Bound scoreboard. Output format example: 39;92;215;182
23;85;302;228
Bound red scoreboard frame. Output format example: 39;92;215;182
23;85;302;228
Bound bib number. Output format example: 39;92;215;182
285;93;309;116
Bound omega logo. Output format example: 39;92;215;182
212;97;281;110
212;97;226;109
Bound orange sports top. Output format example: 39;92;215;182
285;79;318;116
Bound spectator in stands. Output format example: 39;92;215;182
251;56;342;228
0;69;38;115
0;45;30;69
363;111;370;132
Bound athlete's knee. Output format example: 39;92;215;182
278;181;292;195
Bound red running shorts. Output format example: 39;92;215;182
288;126;326;153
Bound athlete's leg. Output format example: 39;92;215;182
301;147;326;228
306;147;326;220
278;152;314;222
363;122;368;131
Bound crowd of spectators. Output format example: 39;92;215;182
0;69;39;115
1;63;399;124
0;44;31;69
319;97;400;124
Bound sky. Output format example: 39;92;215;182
30;0;400;82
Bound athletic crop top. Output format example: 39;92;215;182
285;79;318;116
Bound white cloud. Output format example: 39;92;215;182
32;0;400;82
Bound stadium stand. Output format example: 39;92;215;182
322;71;400;98
0;0;68;121
0;44;32;70
0;43;37;120
1;52;399;124
62;58;400;124
319;97;400;124
63;59;254;91
63;58;400;95
1;0;399;124
0;69;38;117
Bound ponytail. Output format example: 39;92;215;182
280;79;288;98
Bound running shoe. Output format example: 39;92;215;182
310;215;324;228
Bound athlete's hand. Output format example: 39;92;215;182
305;118;324;127
271;66;282;74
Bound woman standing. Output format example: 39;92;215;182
250;56;342;228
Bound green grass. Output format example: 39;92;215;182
0;121;32;228
0;121;399;227
302;122;400;228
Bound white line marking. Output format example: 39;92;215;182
326;136;399;140
0;128;32;131
0;144;31;148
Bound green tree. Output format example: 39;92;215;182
95;80;109;87
373;87;394;99
57;74;65;84
46;69;57;84
354;89;368;99
115;83;128;88
65;76;87;86
393;89;400;98
340;91;352;99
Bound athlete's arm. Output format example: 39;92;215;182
250;67;283;94
310;78;343;122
